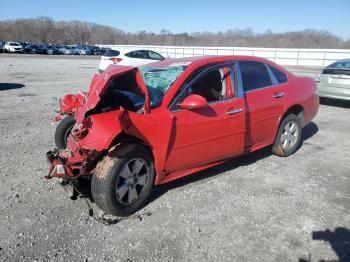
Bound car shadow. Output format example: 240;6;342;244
0;83;25;91
149;121;319;205
320;97;350;109
299;227;350;262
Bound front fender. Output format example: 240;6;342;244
77;110;127;151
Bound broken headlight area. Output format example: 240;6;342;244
45;147;102;180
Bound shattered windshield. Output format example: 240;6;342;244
139;66;186;106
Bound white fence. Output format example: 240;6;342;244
98;44;350;67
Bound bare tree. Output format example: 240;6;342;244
0;17;349;48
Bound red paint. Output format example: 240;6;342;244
47;55;319;185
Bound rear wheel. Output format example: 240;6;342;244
272;114;302;157
91;144;155;216
54;115;75;149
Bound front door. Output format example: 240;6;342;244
165;65;246;173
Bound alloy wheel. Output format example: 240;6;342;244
115;158;150;205
280;121;299;150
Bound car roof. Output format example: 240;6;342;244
333;58;350;63
106;47;161;54
146;55;277;68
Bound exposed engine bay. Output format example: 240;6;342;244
87;71;145;116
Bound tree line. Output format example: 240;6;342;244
0;17;349;49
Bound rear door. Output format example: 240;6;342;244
239;61;286;148
165;64;246;173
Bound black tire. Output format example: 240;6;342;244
272;114;302;157
54;115;75;149
91;144;155;217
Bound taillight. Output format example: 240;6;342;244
108;57;123;64
315;73;320;83
314;79;319;95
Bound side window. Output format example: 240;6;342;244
125;50;147;59
173;67;231;110
239;61;272;92
147;51;165;60
268;65;288;84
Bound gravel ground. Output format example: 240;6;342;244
0;54;349;262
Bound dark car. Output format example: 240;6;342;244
89;46;105;55
0;41;5;53
43;45;61;55
24;44;46;54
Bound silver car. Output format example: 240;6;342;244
317;59;350;101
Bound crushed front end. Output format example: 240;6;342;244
45;65;150;204
45;119;104;200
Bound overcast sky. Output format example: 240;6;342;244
1;0;350;39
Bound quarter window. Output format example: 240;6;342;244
268;65;288;84
147;51;165;60
239;61;272;92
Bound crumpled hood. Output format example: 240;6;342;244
74;65;149;123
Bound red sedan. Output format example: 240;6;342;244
47;55;319;216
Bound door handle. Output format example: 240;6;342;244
226;108;242;115
273;92;285;98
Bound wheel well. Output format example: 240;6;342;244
282;105;304;125
110;132;154;161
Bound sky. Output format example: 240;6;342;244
1;0;350;39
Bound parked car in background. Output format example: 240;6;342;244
24;44;46;54
98;48;165;72
79;47;92;55
20;42;30;48
46;55;319;216
89;46;105;55
59;46;75;55
43;45;61;55
4;42;24;53
0;41;5;53
316;59;350;101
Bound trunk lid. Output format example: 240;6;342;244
321;68;350;89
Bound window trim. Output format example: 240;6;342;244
239;61;288;94
169;62;242;112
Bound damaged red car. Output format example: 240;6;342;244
47;56;319;216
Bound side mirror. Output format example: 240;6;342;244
178;94;208;110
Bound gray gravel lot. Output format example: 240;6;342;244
0;54;349;262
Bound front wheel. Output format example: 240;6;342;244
91;144;155;216
272;114;302;157
54;115;76;149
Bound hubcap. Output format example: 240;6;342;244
280;121;299;150
115;158;149;205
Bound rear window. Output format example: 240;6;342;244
323;68;350;76
268;65;288;84
327;61;350;69
103;50;120;57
